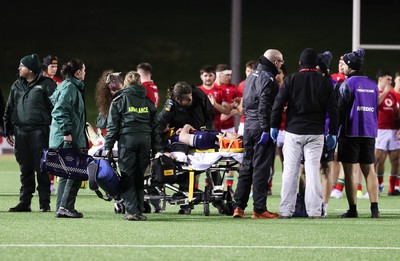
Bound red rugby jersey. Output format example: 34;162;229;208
142;80;159;108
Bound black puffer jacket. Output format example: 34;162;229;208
243;57;279;132
3;74;56;135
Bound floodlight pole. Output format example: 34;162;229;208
230;0;242;86
352;0;361;51
353;0;400;50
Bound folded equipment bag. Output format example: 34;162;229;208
151;154;176;184
87;158;121;201
40;147;93;181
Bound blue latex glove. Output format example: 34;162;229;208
326;134;337;151
258;131;269;145
270;128;279;143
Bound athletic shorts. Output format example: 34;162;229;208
237;123;244;136
337;137;375;164
375;129;400;151
192;131;218;150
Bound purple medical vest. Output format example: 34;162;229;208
345;76;378;138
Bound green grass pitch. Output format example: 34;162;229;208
0;154;399;260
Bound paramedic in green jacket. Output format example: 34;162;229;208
49;58;88;218
3;54;57;212
104;71;160;221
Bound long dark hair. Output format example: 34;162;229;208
167;81;192;100
61;58;84;79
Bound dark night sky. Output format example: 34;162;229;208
1;0;400;121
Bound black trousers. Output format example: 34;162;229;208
234;128;276;213
118;134;151;215
14;126;51;208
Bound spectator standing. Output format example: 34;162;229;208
270;48;339;218
232;49;283;219
4;54;57;212
50;58;88;218
337;48;380;218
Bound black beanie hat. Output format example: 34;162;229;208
20;54;40;75
343;48;365;71
299;48;318;67
317;51;333;74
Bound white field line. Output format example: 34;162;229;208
0;244;399;250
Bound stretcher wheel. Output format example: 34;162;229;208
143;201;152;214
204;203;210;216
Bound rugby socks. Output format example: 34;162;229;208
396;175;400;191
349;204;357;213
194;175;199;190
356;183;362;192
370;202;379;217
333;178;345;191
226;175;234;187
377;172;384;186
389;174;397;193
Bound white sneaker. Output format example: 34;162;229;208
330;189;343;199
361;192;369;199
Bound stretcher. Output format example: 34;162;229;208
88;144;243;216
145;150;243;215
